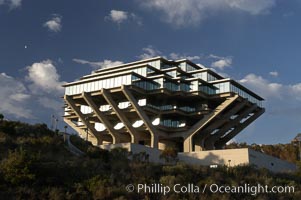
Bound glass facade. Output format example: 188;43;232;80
65;74;134;95
213;81;263;107
64;58;264;150
214;82;230;94
160;119;183;128
144;102;196;113
179;62;198;72
166;70;177;77
148;60;161;69
191;80;216;95
193;72;218;82
65;59;263;110
133;80;160;90
164;81;179;91
207;73;218;81
199;85;216;95
180;83;190;92
179;106;196;112
161;64;173;69
193;72;207;81
133;67;148;76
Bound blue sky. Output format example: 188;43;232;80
0;0;301;144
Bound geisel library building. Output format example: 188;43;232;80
63;57;296;172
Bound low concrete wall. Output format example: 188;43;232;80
178;148;296;172
100;143;296;172
248;149;296;173
100;143;164;163
131;143;164;163
178;148;249;167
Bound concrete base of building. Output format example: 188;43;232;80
178;148;297;173
100;143;164;163
99;143;297;173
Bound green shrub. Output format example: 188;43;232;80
160;147;178;164
0;148;39;185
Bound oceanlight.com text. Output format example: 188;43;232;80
125;183;295;196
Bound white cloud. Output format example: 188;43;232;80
290;83;301;101
9;0;21;8
105;10;142;26
130;13;143;25
139;48;231;70
0;73;33;118
0;0;22;9
283;11;294;18
239;73;301;117
233;73;301;143
38;97;62;111
44;15;62;32
138;0;276;27
269;71;278;77
73;58;123;69
211;58;232;70
10;93;31;102
226;0;275;15
239;73;283;99
138;45;162;59
0;60;66;120
106;10;128;24
210;54;232;70
26;60;66;93
169;52;201;61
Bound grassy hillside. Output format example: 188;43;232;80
0;120;300;199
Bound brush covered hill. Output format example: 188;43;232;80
0;119;301;200
226;142;300;164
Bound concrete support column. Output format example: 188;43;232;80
158;139;177;150
102;89;137;144
64;95;101;145
112;135;119;144
194;136;204;151
183;136;193;152
95;136;103;146
132;134;141;144
151;134;159;149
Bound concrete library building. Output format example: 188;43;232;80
63;57;296;172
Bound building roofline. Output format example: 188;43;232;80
189;68;224;79
63;56;264;101
94;56;167;73
80;62;161;80
62;71;143;87
210;79;264;100
175;59;203;70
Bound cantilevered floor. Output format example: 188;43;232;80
63;57;264;152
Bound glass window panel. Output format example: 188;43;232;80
75;85;79;94
66;87;70;95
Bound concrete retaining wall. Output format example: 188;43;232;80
99;143;297;173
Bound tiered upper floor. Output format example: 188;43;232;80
63;57;264;107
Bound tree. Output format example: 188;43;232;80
0;148;38;185
0;113;4;122
160;147;178;164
